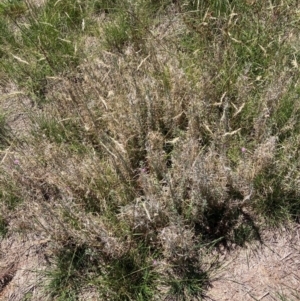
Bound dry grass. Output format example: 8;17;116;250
0;0;300;300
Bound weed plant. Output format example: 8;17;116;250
0;0;300;299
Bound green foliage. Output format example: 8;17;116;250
272;88;300;142
48;244;159;301
0;216;8;237
0;112;10;149
166;261;209;300
101;246;158;300
37;117;83;145
93;0;118;14
253;165;299;225
0;0;27;18
42;0;86;30
47;244;100;300
104;12;132;51
0;185;22;210
103;0;168;52
0;0;93;101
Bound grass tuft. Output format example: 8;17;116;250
0;0;300;299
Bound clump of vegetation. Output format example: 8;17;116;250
0;0;300;299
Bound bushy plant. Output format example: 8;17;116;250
0;0;300;299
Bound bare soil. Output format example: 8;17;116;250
0;233;50;301
207;224;300;301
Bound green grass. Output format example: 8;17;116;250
0;0;300;299
0;215;8;237
0;0;27;18
0;112;10;149
165;261;210;300
47;244;96;300
100;246;158;300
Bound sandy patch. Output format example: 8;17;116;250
0;233;50;301
207;224;300;301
